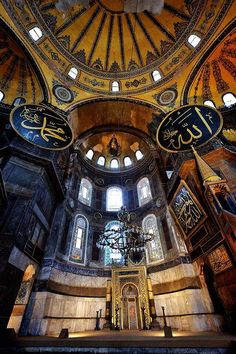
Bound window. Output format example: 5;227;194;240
70;215;88;263
29;27;43;41
68;67;78;79
13;97;26;106
111;81;120;92
204;100;215;108
166;170;173;179
85;149;94;160
142;214;164;263
107;186;123;211
97;156;105;166
135;150;143;160
137;177;152;206
222;93;236;107
152;70;162;82
124;156;132;167
78;178;92;206
110;158;119;169
0;90;4;102
188;34;201;48
104;220;123;265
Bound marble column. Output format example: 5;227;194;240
147;277;161;329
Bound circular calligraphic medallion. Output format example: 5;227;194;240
156;105;223;153
10;104;74;150
156;88;178;106
53;85;74;103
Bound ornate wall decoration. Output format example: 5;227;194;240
83;76;105;87
170;180;207;237
94;177;104;186
94;212;102;220
202;63;212;99
153;87;178;107
10;104;74;150
52;84;75;103
211;59;229;93
156;104;223;153
125;77;147;88
208;244;233;274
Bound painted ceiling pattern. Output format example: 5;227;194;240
188;27;236;108
0;0;234;100
0;27;43;105
0;0;235;141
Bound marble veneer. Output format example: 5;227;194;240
26;262;223;335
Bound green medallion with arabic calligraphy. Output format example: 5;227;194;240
156;105;223;153
10;104;74;150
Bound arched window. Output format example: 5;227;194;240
0;90;4;102
135;150;143;160
13;97;26;106
166;170;173;179
78;178;92;206
104;220;123;265
142;214;164;262
106;186;123;211
29;27;43;41
188;34;201;48
137;177;152;206
204;100;216;108
124;156;132;167
110;158;119;169
85;149;94;160
222;93;236;107
69;215;88;263
68;67;78;79
111;81;120;92
152;70;161;82
97;156;105;166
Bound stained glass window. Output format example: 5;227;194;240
104;221;123;265
70;215;88;263
142;214;164;262
137;177;152;206
106;186;123;211
79;178;92;206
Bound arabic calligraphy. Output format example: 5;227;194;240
171;182;206;237
10;104;73;150
156;105;223;152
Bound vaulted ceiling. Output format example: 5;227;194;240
0;0;235;139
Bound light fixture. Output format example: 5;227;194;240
96;206;153;266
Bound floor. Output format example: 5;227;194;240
1;330;236;354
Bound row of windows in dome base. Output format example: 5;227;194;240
1;91;235;109
27;27;202;88
85;149;143;167
79;177;152;209
204;94;236;108
70;214;164;266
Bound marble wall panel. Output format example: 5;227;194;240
28;291;106;335
154;289;223;331
150;263;196;285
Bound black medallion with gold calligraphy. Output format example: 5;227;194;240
10;104;73;150
156;105;223;153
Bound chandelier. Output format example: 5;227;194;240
96;206;153;266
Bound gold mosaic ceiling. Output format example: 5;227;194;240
0;26;44;105
0;0;235;136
